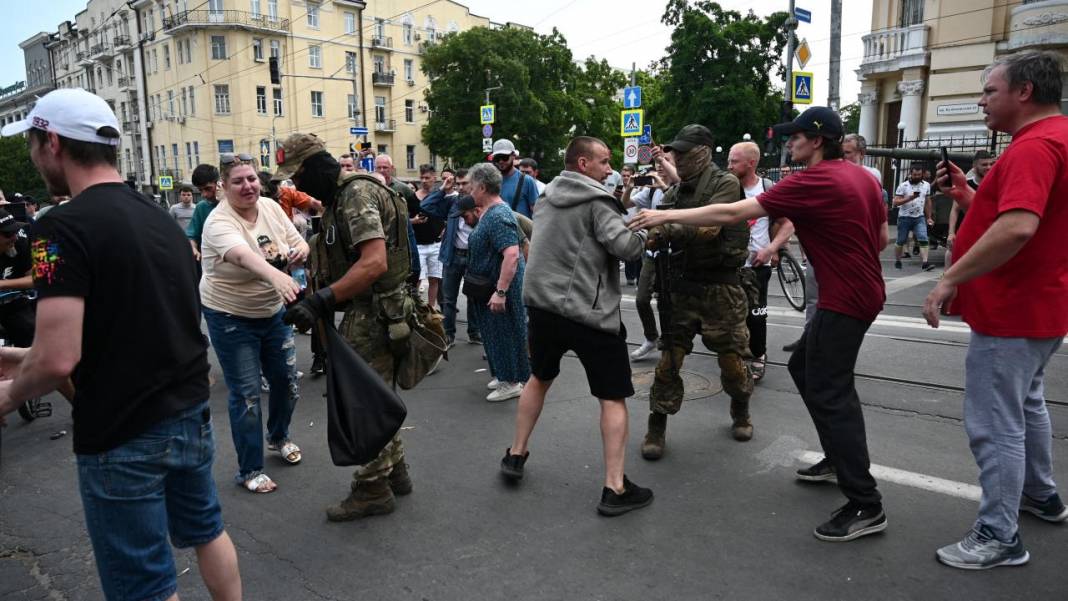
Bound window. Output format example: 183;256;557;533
151;50;158;72
404;59;413;82
344;12;355;34
307;1;320;28
900;0;923;27
405;100;414;123
218;139;234;154
214;84;230;114
429;154;436;169
309;45;321;68
345;51;357;74
186;142;193;169
375;96;386;123
256;86;267;114
180;38;192;64
193;141;200;164
167;90;175;116
188;86;196;115
180;88;187;115
272;88;283;115
347;94;358;119
373;55;385;73
374;18;385;39
311;91;323;117
211;35;226;60
250;0;261;16
403;22;413;45
163;44;171;69
377;144;387;155
270;40;281;60
406;145;415;170
267;0;277;19
125;149;132;174
160;145;167;171
172;144;180;171
253;38;263;61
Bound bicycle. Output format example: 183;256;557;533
776;247;806;312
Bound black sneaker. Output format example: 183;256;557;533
894;260;902;269
796;457;837;482
913;245;921;255
814;501;887;542
597;476;654;517
468;333;483;345
1020;492;1068;522
922;262;934;271
310;355;326;376
500;448;528;481
901;252;911;259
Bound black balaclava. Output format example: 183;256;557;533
296;151;342;206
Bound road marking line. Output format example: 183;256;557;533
884;270;942;294
795;450;981;502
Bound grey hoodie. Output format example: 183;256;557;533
522;170;647;334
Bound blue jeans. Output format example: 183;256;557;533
441;250;479;339
895;215;928;246
203;306;299;483
77;401;224;601
965;332;1062;541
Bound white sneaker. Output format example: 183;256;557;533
487;378;500;390
487;382;522;402
630;339;659;361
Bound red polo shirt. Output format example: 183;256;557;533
952;115;1068;338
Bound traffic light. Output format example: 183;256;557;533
780;100;794;124
269;57;281;85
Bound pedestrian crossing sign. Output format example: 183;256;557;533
620;109;643;137
480;104;495;125
158;176;173;190
792;71;814;105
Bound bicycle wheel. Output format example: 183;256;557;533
777;253;806;312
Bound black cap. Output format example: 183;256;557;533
664;124;715;153
456;195;477;212
772;106;844;139
0;209;21;235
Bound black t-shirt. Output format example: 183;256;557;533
0;227;32;283
396;182;445;245
32;183;209;454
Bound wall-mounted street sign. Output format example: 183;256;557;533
936;103;979;116
482;137;493;153
795;7;812;23
350;126;369;135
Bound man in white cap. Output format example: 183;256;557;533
490;138;540;218
0;88;242;601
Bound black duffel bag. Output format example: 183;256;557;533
462;271;495;305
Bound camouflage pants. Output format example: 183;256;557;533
340;307;406;483
650;283;754;415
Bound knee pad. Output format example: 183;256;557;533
718;353;753;399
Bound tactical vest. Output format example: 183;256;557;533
315;172;412;306
660;165;749;284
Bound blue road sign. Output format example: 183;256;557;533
795;7;812;23
350;126;369;135
360;157;375;172
792;71;814;104
620;109;643;137
639;124;652;145
482;124;493;137
623;86;642;110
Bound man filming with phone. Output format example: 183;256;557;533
893;164;934;271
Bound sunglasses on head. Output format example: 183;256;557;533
220;152;254;165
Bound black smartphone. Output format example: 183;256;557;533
360;142;372;150
633;175;654;186
940;146;949;168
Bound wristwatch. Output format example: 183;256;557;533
494;289;507;298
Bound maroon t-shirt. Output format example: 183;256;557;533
757;160;887;322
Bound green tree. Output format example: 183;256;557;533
0;136;46;201
421;27;585;176
652;1;790;154
840;102;861;134
570;57;628;169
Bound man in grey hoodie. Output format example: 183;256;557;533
500;136;653;517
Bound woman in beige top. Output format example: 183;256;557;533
200;157;308;493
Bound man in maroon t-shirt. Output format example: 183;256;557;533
924;51;1068;571
631;106;890;542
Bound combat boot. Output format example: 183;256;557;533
388;461;413;496
325;478;395;522
730;399;753;442
641;413;668;460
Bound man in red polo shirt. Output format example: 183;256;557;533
630;106;890;542
924;51;1068;570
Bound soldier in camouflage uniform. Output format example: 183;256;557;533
275;133;414;521
642;125;755;460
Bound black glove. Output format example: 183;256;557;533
283;287;335;331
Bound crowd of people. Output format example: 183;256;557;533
0;49;1064;601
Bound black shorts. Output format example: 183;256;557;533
528;306;634;400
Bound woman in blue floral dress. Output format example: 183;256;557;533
465;163;530;401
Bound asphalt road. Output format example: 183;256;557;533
2;243;1066;600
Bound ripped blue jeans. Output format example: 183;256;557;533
203;306;299;484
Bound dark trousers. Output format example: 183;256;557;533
745;265;772;357
0;300;36;347
441;249;478;339
624;258;642;282
635;254;658;342
787;309;881;506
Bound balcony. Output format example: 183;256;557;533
371;36;393;50
113;35;132;50
1008;0;1068;51
117;76;134;91
162;10;290;35
76;51;92;66
375;119;396;132
91;43;115;60
857;24;929;78
372;71;395;86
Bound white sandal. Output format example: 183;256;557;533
243;473;276;493
268;440;302;465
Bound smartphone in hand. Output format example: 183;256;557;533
633;175;654;186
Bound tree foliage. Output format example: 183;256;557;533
421;27;629;177
652;1;789;152
0;136;46;201
840;102;861;134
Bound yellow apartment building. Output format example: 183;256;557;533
856;0;1068;146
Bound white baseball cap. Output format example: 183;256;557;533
491;139;517;156
1;88;121;146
